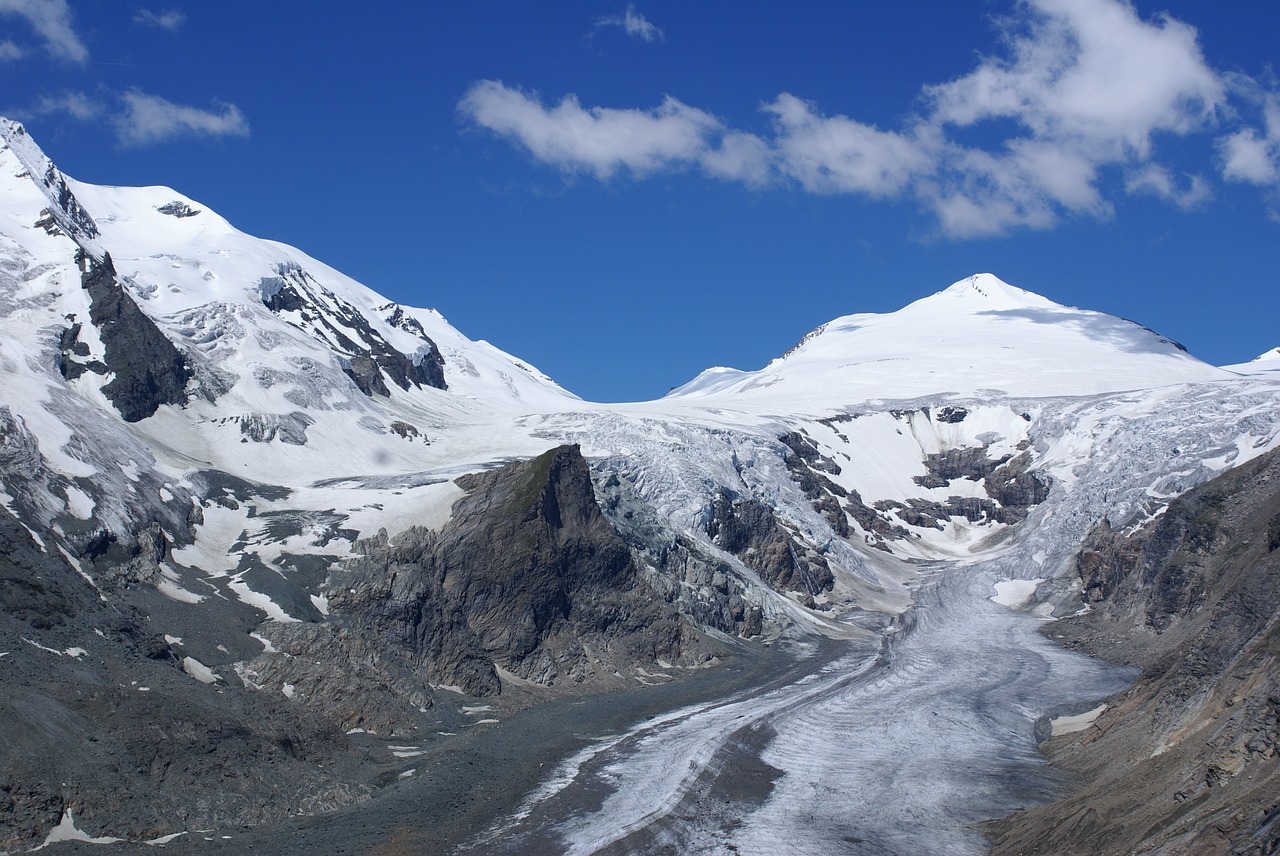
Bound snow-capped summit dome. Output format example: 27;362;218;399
1224;347;1280;376
927;272;1056;308
666;273;1232;410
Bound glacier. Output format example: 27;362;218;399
2;115;1280;853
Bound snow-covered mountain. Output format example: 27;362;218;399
2;117;1280;852
1226;346;1280;375
667;273;1231;407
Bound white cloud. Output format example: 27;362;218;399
1218;96;1280;186
1125;164;1211;210
1220;129;1277;184
463;0;1273;238
133;8;186;31
30;90;105;121
916;0;1225;234
596;4;663;43
927;0;1223;157
764;94;930;197
0;0;87;62
114;91;249;146
459;80;764;181
0;38;24;60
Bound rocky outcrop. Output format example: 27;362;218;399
780;430;909;551
250;446;720;725
260;264;447;396
593;470;768;639
156;200;200;218
80;250;191;422
234;411;315;445
987;447;1280;855
707;491;834;595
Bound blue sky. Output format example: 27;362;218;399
2;1;1277;402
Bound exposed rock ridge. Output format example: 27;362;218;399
259;264;446;396
0;119;102;255
987;446;1280;856
780;429;910;552
593;468;768;639
247;445;720;734
707;487;835;597
77;250;191;422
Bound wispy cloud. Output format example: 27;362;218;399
0;0;88;63
18;88;250;147
16;87;249;147
0;38;24;61
28;89;106;121
459;81;747;181
114;91;249;146
596;4;663;43
133;8;187;32
463;0;1270;239
1218;93;1280;186
1125;165;1211;210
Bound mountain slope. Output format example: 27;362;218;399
988;446;1280;855
667;273;1231;408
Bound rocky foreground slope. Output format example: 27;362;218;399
989;446;1280;855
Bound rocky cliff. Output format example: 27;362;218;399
987;447;1280;855
241;445;727;736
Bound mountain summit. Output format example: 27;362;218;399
668;272;1229;407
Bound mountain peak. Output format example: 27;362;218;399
922;273;1057;311
667;272;1231;407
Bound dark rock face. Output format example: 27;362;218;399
80;251;191;422
780;430;908;551
0;505;368;852
56;322;107;380
987;447;1280;856
707;491;834;595
884;446;1050;528
780;426;1049;551
156;201;200;218
259;265;447;396
344;353;390;397
593;470;767;639
261;446;717;713
37;159;100;241
984;451;1050;517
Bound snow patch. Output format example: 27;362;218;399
249;631;279;653
182;656;220;684
1050;704;1107;736
990;578;1044;608
36;809;122;848
63;485;95;519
